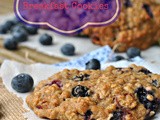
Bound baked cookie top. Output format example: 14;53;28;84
82;0;160;52
26;64;160;120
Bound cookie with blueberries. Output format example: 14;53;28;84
82;0;160;52
26;64;160;120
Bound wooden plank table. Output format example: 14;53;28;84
0;1;67;119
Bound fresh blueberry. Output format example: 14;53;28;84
85;59;101;70
135;87;159;112
11;73;34;93
72;74;90;81
72;85;90;97
25;25;38;35
11;24;27;33
0;25;8;34
61;43;75;56
112;55;125;62
126;47;141;58
110;110;123;120
84;110;92;120
12;30;28;42
11;17;21;25
3;37;18;50
0;20;14;34
39;34;53;45
143;4;154;18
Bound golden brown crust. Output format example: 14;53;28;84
26;65;160;120
82;0;160;52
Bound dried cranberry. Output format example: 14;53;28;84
84;110;92;120
36;105;42;109
46;80;63;88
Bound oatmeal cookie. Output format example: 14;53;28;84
82;0;160;52
26;65;160;120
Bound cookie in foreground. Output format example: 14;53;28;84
26;64;160;120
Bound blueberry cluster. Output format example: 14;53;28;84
0;17;77;56
135;87;159;115
0;18;38;50
110;47;141;62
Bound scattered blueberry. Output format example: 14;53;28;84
25;25;38;35
139;68;152;75
110;110;123;120
0;20;14;34
11;73;34;93
11;17;21;25
85;59;101;70
124;0;132;8
3;37;18;50
112;55;125;62
72;74;90;81
143;4;154;18
11;25;27;33
0;25;8;34
13;30;28;42
61;43;75;56
72;85;90;97
135;87;159;112
39;34;53;45
84;110;92;120
126;47;141;58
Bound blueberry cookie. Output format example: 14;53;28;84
82;0;160;52
26;64;160;120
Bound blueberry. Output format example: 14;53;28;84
11;25;27;33
3;37;18;50
110;110;123;120
0;20;14;34
124;0;132;8
11;73;34;93
84;110;92;120
72;85;90;97
112;55;125;62
0;25;8;34
126;47;141;58
139;68;152;75
72;74;90;81
135;87;159;112
39;34;53;45
25;25;38;35
11;17;21;25
85;59;101;70
61;43;75;56
12;30;28;42
143;4;154;18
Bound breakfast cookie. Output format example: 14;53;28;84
82;0;160;52
26;64;160;120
